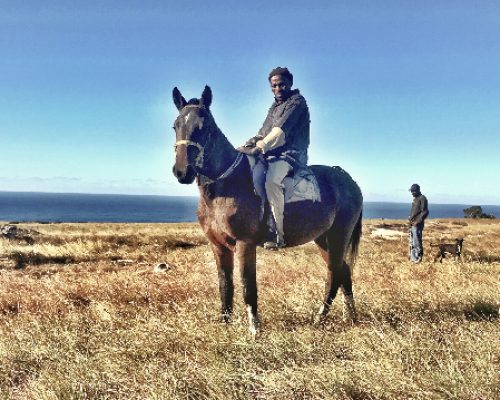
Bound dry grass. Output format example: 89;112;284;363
0;219;498;399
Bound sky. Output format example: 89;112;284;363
0;1;499;204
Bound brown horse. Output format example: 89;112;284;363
172;86;363;334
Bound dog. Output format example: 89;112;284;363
430;238;464;263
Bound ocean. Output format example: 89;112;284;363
0;191;499;223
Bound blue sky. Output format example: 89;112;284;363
1;1;499;204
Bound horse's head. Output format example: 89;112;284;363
172;86;213;184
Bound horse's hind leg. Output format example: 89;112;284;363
315;229;356;323
340;261;356;323
315;233;337;319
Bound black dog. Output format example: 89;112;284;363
430;238;464;263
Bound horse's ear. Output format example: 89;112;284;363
201;85;212;109
172;87;187;111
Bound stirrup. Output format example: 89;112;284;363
263;238;286;250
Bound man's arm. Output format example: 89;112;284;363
274;97;308;135
238;126;286;156
414;197;429;224
409;198;422;224
255;127;286;153
255;97;308;153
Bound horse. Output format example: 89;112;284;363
172;85;363;334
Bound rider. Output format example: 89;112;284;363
238;67;310;250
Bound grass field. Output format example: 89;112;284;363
0;219;498;399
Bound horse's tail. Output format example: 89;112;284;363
348;209;362;267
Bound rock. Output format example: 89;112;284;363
154;262;173;273
0;225;36;244
370;228;405;240
1;225;19;238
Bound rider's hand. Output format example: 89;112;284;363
236;146;263;156
244;137;259;147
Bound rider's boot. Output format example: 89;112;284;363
263;232;286;250
263;213;286;250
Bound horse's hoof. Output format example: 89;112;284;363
343;295;357;324
342;306;358;324
248;324;259;338
221;313;232;324
314;304;329;324
342;314;358;325
246;306;260;336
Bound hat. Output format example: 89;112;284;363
409;184;420;192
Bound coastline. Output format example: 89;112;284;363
0;192;499;224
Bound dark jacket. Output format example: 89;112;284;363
253;89;310;164
409;194;429;225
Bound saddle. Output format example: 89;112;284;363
246;155;322;205
245;155;323;246
282;165;322;204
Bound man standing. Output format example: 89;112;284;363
408;184;429;263
238;67;310;250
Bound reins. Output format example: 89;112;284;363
215;152;244;180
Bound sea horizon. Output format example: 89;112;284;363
0;191;499;223
2;190;500;206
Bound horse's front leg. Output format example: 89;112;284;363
211;243;234;323
236;241;259;335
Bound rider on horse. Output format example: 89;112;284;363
238;67;310;250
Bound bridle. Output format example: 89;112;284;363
173;112;244;184
174;139;205;168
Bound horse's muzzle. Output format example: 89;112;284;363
172;164;196;184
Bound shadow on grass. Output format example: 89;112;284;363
0;301;20;316
168;240;200;249
10;251;76;269
68;293;92;308
362;301;499;326
1;355;42;389
340;385;379;400
372;222;408;231
464;252;500;263
464;301;499;321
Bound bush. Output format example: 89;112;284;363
463;206;495;219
